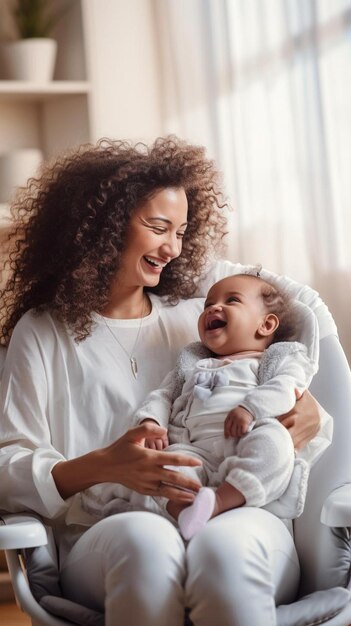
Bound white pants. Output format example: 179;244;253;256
60;508;299;626
161;419;295;508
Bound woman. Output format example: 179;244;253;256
0;137;331;625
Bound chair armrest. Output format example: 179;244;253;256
0;513;47;549
321;485;351;527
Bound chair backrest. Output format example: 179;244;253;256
294;333;351;595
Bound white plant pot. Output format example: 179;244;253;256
2;38;57;82
0;149;43;203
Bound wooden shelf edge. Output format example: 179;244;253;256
0;79;90;91
0;81;91;102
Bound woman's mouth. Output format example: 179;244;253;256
143;256;167;271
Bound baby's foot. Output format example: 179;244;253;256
178;487;216;540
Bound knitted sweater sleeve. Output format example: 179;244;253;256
240;342;316;421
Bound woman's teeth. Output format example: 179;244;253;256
144;256;166;268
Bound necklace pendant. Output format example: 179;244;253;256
130;356;138;380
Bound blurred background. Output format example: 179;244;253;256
0;0;350;362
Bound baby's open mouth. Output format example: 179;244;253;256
206;319;227;331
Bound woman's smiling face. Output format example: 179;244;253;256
117;187;188;289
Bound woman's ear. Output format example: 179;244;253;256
258;314;279;337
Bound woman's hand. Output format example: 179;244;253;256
99;422;201;503
277;389;321;450
53;422;201;505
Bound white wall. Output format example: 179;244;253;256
83;0;163;143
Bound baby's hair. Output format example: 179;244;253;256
237;269;297;343
259;281;297;343
235;265;299;343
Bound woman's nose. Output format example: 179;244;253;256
161;233;182;259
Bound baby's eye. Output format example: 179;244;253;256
227;296;240;304
204;301;212;309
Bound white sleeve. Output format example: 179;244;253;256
134;369;176;428
240;350;313;421
0;315;70;519
198;260;337;340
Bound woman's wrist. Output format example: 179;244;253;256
52;449;106;500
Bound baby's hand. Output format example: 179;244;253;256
140;419;169;450
224;406;254;438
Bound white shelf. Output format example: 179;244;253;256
0;204;11;223
0;80;91;102
0;0;91;158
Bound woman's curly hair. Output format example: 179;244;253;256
0;136;228;344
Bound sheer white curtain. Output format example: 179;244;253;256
155;0;351;362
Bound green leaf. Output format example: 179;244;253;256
12;0;70;39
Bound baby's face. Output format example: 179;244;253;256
198;274;270;356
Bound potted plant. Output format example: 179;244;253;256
2;0;68;82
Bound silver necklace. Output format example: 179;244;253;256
102;296;146;380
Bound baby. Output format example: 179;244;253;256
82;271;331;538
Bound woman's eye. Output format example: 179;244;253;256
152;227;167;235
176;231;186;239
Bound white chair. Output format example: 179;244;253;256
0;515;69;626
1;334;351;626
